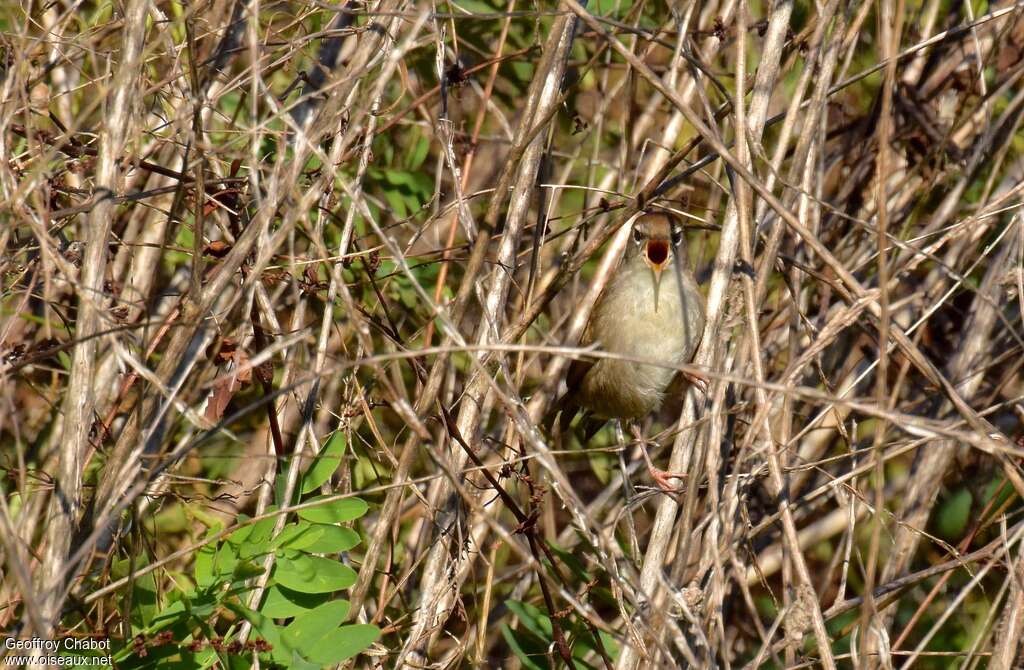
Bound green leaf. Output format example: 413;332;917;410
176;590;218;623
936;488;973;540
383;169;416;187
398;286;417;308
147;599;187;634
507;600;552;640
382;188;407;219
286;650;322;670
501;623;549;670
238;508;278;558
194;542;217;588
595;629;619;662
511;61;534;83
282;600;350;649
275;467;303;507
230;558;265;582
545;541;591;582
591;0;634;17
273;554;357;593
451;0;500;13
296;496;368;524
224;650;254;670
410;171;434;199
407;134;430;170
151;503;189;534
302;431;346;494
564;614;618;664
120;557;158;631
304;624;381;665
224;602;289;664
270;522;325;551
214;542;238;578
403;192;423;216
226;515;253;545
260;585;330;619
302;525;361;553
506;600;617;666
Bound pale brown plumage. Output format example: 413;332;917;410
548;212;705;486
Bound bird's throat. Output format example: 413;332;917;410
651;268;663;312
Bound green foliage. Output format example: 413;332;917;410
301;431;346;494
368;166;434;221
590;0;634;18
501;600;618;670
273;554;357;593
934;487;972;540
107;466;377;669
296;495;369;524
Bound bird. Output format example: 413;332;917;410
547;211;706;491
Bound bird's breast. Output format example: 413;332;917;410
592;263;703;359
577;262;705;420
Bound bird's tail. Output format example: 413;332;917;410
543;395;606;444
543;392;578;436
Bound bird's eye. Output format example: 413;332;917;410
671;228;683;245
632;228;643;243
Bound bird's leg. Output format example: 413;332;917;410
630;424;687;493
614;421;636;495
614;421;642;556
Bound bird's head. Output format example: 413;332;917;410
628;212;685;312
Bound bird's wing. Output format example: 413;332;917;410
544;310;599;435
566;314;599;393
544;356;589;435
543;345;594;435
564;354;593;397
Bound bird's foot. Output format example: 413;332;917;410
647;464;688;494
632;424;688;494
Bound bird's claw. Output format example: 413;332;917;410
648;465;688;494
632;423;689;495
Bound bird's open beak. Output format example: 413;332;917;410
645;239;669;312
